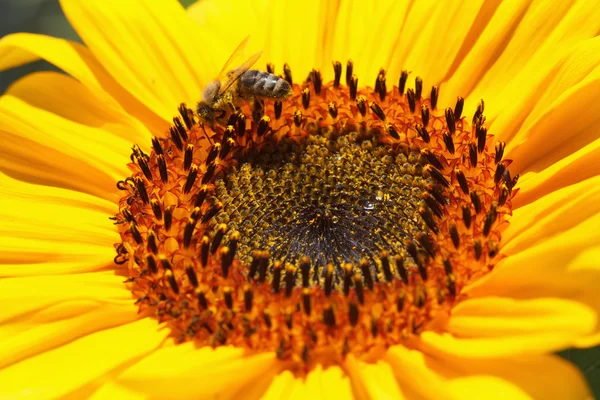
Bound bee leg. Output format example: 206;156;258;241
250;98;264;123
220;91;236;113
226;98;237;113
200;123;214;145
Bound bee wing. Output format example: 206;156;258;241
218;50;263;95
216;36;252;81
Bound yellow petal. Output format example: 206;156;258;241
116;345;280;400
0;302;139;370
447;377;531;400
332;1;431;83
448;297;596;339
0;33;166;132
446;359;590;400
261;0;330;78
469;0;600;140
384;345;451;399
505;175;600;254
0;84;134;199
190;0;340;80
440;0;533;106
506;38;600;172
60;0;214;121
277;365;353;400
1;71;151;197
396;0;486;88
567;247;600;347
0;271;131;324
431;292;600;355
89;382;146;400
468;213;600;298
345;354;404;400
467;213;600;346
7;71;151;145
386;344;591;399
260;370;296;400
0;237;116;277
420;316;593;359
0;173;118;276
366;0;423;81
419;341;591;400
516;138;600;207
0;318;167;399
186;0;265;76
287;373;313;400
318;365;354;399
0;129;116;201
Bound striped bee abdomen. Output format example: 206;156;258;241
239;70;293;99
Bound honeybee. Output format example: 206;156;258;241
196;37;293;124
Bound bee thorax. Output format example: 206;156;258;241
202;81;221;103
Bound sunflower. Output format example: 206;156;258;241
1;0;600;398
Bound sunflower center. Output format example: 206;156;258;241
113;62;516;370
214;130;429;285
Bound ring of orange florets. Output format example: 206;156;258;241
113;62;516;368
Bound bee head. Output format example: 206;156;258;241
196;101;226;123
196;101;215;122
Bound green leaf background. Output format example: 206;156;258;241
1;1;599;396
